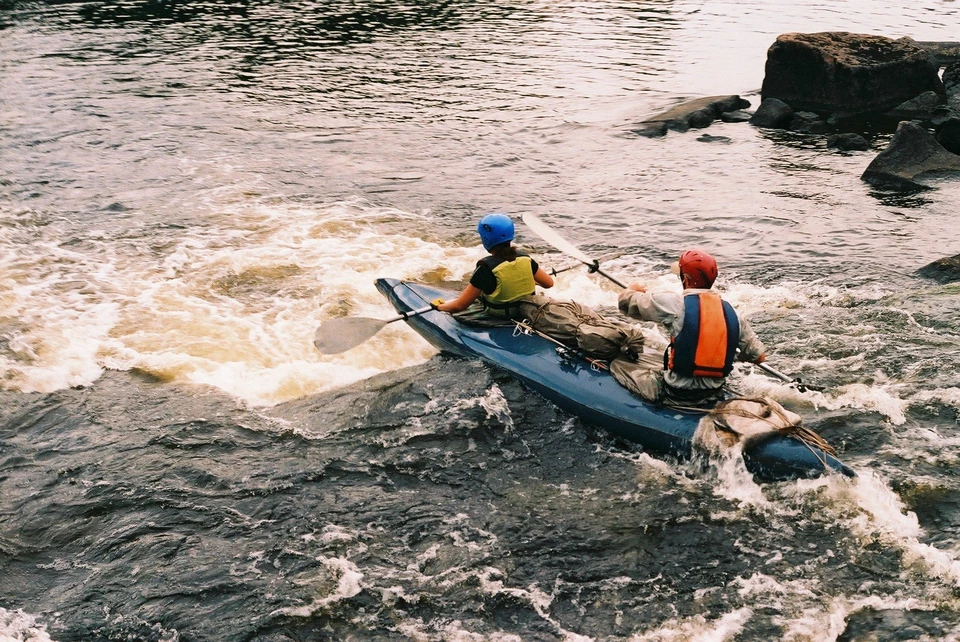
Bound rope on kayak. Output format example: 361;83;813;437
513;320;609;371
708;397;837;457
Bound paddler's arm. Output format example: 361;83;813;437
617;284;656;321
736;317;766;364
435;284;482;313
534;266;554;289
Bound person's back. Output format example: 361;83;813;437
433;213;554;319
617;249;765;403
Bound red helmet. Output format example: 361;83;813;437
677;249;718;288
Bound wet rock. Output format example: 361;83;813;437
861;121;960;189
827;133;870;151
635;95;751;136
885;90;946;122
696;134;732;144
943;62;960;93
634;121;668;138
720;109;752;123
936;118;960;155
687;108;717;129
749;98;793;128
760;32;944;116
913;41;960;66
916;253;960;283
789;111;831;134
945;63;960;111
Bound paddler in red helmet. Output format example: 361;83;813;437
617;249;766;404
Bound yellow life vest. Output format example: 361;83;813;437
481;255;536;308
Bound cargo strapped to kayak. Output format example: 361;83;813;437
513;320;609;371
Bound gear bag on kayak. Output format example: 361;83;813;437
516;295;644;361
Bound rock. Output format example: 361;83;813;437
760;32;944;116
944;63;960;94
637;95;750;136
917;254;960;283
720;109;752;123
687;108;717;129
912;41;960;66
827;133;870;151
885;90;946;122
749;98;794;128
789;111;831;134
696;134;732;144
633;121;668;138
861;120;960;189
936;118;960;155
945;63;960;112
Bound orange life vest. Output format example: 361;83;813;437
666;292;740;378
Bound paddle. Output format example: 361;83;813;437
522;212;825;392
754;362;823;393
314;305;433;354
549;253;622;278
312;254;611;355
521;212;627;288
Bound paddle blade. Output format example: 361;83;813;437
521;212;593;265
313;316;389;354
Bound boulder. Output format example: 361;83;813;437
634;121;668;138
861;121;960;189
760;32;944;116
749;98;793;128
635;95;751;136
936;118;960;155
945;63;960;112
885;90;945;122
720;109;752;123
827;133;870;151
696;133;732;144
916;253;960;283
913;41;960;66
789;111;831;134
944;63;960;94
687;108;717;129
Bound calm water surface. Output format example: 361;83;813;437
2;1;960;640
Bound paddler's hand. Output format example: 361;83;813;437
430;298;446;311
754;353;766;364
626;283;646;293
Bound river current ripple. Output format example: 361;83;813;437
2;2;960;641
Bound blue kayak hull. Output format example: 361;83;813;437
376;278;855;481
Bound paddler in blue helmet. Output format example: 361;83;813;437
617;249;766;403
433;213;555;319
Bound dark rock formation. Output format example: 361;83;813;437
936;118;960;155
634;95;751;137
634;121;668;138
913;41;960;66
945;63;960;112
789;111;831;134
720;109;752;123
827;133;870;151
696;134;732;144
916;254;960;283
687;108;717;129
861;121;960;189
885;90;946;123
943;63;960;94
760;33;944;117
749;98;793;128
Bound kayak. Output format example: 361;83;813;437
375;278;855;481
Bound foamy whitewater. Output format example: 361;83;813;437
2;1;960;640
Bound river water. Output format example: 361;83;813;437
2;1;960;640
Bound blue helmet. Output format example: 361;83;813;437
477;213;515;251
